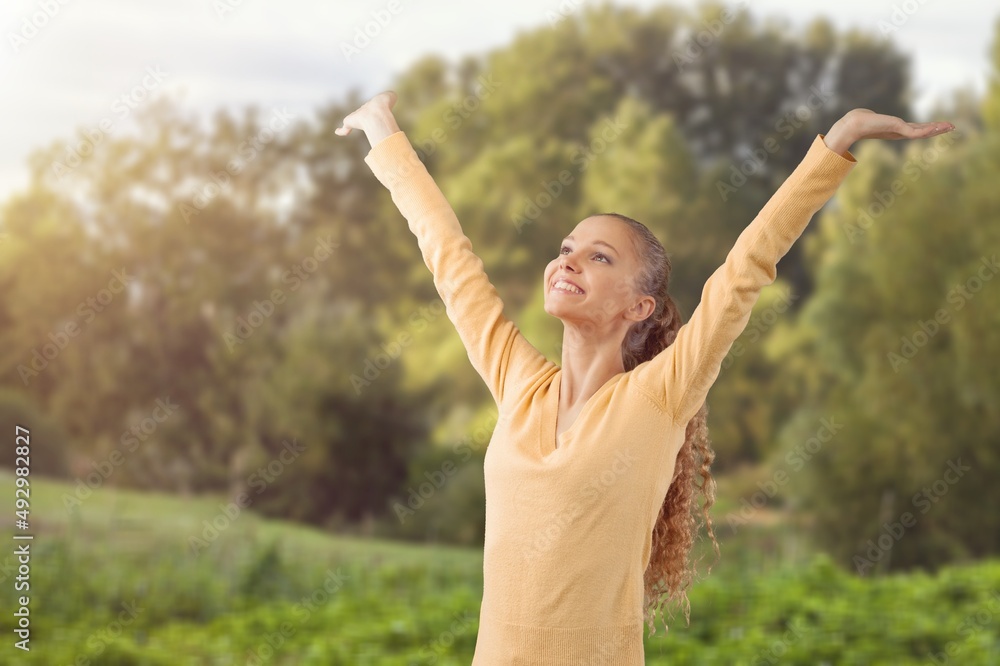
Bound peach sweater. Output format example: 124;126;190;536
363;130;857;664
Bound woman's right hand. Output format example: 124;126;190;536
334;90;400;147
823;108;955;155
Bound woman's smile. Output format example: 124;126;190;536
551;278;585;295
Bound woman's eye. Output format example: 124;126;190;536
559;246;609;262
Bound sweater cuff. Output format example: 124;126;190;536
363;130;417;184
816;133;858;165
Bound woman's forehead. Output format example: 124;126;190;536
568;216;635;258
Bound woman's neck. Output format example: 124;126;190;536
558;328;626;408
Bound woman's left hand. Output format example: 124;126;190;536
824;109;955;155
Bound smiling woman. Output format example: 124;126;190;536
335;90;954;664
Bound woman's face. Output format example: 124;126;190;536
542;215;654;331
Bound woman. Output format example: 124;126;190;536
336;91;954;664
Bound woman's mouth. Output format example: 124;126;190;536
551;278;585;295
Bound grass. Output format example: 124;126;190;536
1;468;998;665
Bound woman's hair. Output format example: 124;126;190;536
600;212;720;637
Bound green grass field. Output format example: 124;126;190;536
1;469;998;665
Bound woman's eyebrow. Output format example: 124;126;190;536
563;235;619;256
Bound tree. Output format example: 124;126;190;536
771;129;1000;572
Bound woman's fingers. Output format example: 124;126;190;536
848;108;955;142
871;120;954;140
909;123;954;140
910;121;945;136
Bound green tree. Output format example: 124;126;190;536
771;128;1000;572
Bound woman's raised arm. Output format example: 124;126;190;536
336;91;552;408
631;109;955;427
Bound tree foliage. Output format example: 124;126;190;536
0;3;995;567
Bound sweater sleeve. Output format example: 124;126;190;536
631;133;858;426
363;130;551;408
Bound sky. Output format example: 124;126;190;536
0;0;995;203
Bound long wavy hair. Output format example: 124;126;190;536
601;212;720;637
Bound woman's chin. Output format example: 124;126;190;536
543;301;577;322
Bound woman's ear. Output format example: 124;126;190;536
629;294;656;322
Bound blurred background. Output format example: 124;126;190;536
1;0;999;663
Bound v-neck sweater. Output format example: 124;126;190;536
363;130;857;664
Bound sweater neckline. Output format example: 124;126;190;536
539;368;624;460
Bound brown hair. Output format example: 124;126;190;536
600;212;720;637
